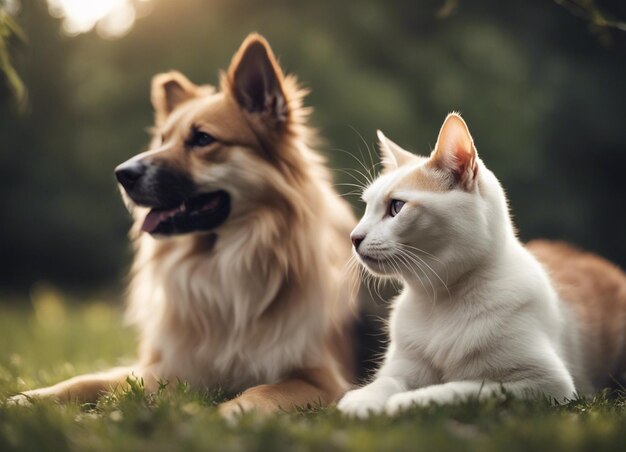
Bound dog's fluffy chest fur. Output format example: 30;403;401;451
126;230;335;393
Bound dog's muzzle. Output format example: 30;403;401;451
115;160;231;236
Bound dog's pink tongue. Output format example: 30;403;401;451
142;210;166;233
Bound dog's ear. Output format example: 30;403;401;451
377;130;414;171
151;71;199;124
227;34;288;127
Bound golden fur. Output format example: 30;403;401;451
10;34;357;418
527;240;626;389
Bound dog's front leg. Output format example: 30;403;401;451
218;367;345;420
7;365;157;405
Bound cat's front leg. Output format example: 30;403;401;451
337;376;404;418
385;381;489;414
338;347;436;418
385;378;567;415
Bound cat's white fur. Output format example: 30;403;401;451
338;114;588;418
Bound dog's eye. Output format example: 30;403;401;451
389;199;405;217
189;130;216;148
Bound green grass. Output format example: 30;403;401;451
1;288;626;452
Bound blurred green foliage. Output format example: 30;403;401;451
555;0;626;35
0;0;625;293
0;7;25;104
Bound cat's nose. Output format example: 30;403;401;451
351;234;365;251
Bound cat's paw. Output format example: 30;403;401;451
385;389;433;415
337;389;387;419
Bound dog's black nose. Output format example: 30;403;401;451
115;161;146;191
351;234;365;251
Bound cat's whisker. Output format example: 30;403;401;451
394;250;432;301
333;180;367;189
383;255;400;284
417;255;450;299
335;184;363;199
396;243;451;297
335;166;375;189
342;254;362;305
331;148;378;186
395;242;443;278
397;242;445;266
393;250;425;290
395;248;438;303
360;264;383;304
359;143;379;184
349;126;380;182
387;255;407;292
374;265;386;300
333;169;369;190
400;247;450;286
398;247;450;298
347;127;376;184
337;190;363;199
369;260;392;303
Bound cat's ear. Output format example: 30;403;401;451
430;113;478;190
377;130;414;170
227;33;288;127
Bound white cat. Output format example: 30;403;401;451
338;113;595;418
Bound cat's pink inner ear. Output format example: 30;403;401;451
431;113;477;186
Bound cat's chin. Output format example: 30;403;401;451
357;253;395;277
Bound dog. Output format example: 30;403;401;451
10;34;358;418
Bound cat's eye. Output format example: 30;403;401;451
188;129;216;148
389;199;405;217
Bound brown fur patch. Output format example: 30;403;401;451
527;240;626;387
393;162;452;193
218;366;346;420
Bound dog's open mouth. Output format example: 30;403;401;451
141;190;231;236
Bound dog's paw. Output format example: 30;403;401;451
218;399;247;424
217;396;267;424
6;387;61;407
6;394;33;407
337;389;387;419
